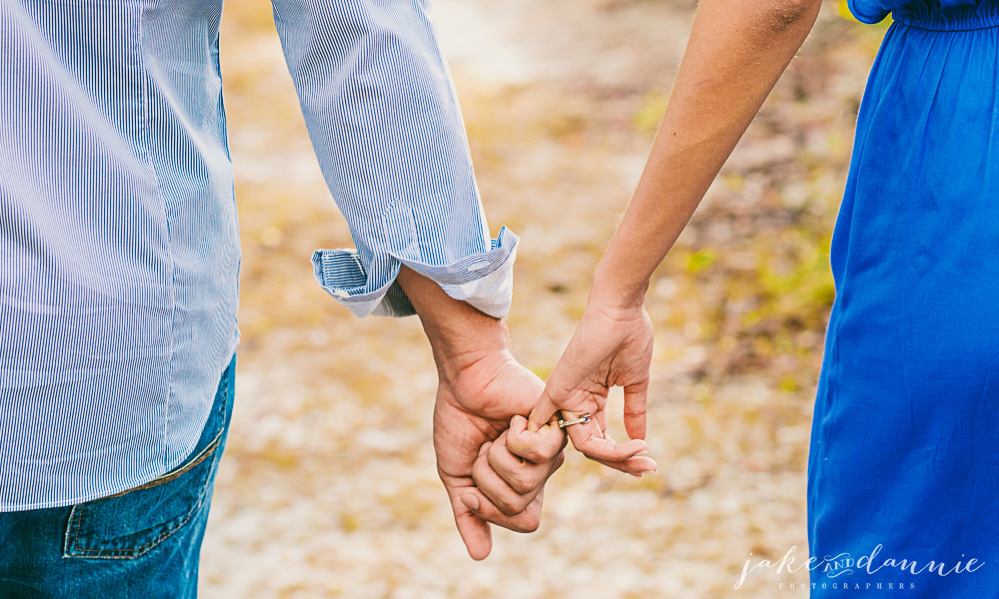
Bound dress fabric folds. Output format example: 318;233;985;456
808;0;999;595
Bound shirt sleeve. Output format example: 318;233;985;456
270;0;518;318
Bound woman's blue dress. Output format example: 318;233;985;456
808;0;999;595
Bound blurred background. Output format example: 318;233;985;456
204;1;890;597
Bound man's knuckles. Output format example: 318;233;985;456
507;474;539;495
506;432;561;463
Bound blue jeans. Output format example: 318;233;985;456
0;357;235;598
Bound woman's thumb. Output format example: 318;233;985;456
527;388;559;432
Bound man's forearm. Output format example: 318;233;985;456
272;0;517;319
396;266;511;379
591;0;822;310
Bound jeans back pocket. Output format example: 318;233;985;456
63;358;234;559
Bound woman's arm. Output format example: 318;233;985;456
527;0;823;468
595;0;822;310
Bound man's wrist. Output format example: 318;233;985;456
424;318;511;382
396;266;511;379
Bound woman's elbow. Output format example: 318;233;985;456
764;0;823;33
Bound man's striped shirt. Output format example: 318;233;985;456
0;0;516;511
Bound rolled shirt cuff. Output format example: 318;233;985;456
311;219;518;319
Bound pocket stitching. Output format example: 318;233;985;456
62;431;223;560
63;358;233;559
65;493;204;559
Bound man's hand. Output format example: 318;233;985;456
434;349;565;560
528;301;658;476
396;266;565;560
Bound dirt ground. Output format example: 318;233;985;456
201;1;888;597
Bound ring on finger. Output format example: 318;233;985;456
558;413;592;428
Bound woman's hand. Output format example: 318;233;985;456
528;300;658;476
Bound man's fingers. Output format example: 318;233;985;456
453;502;492;560
506;415;565;463
550;450;566;476
460;487;544;534
472;446;541;516
443;482;493;560
489;428;564;494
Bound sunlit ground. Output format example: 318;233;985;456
202;1;888;597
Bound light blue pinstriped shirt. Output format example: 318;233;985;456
0;0;517;511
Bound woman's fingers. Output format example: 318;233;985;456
623;380;649;441
527;389;560;433
591;454;659;476
560;410;655;473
